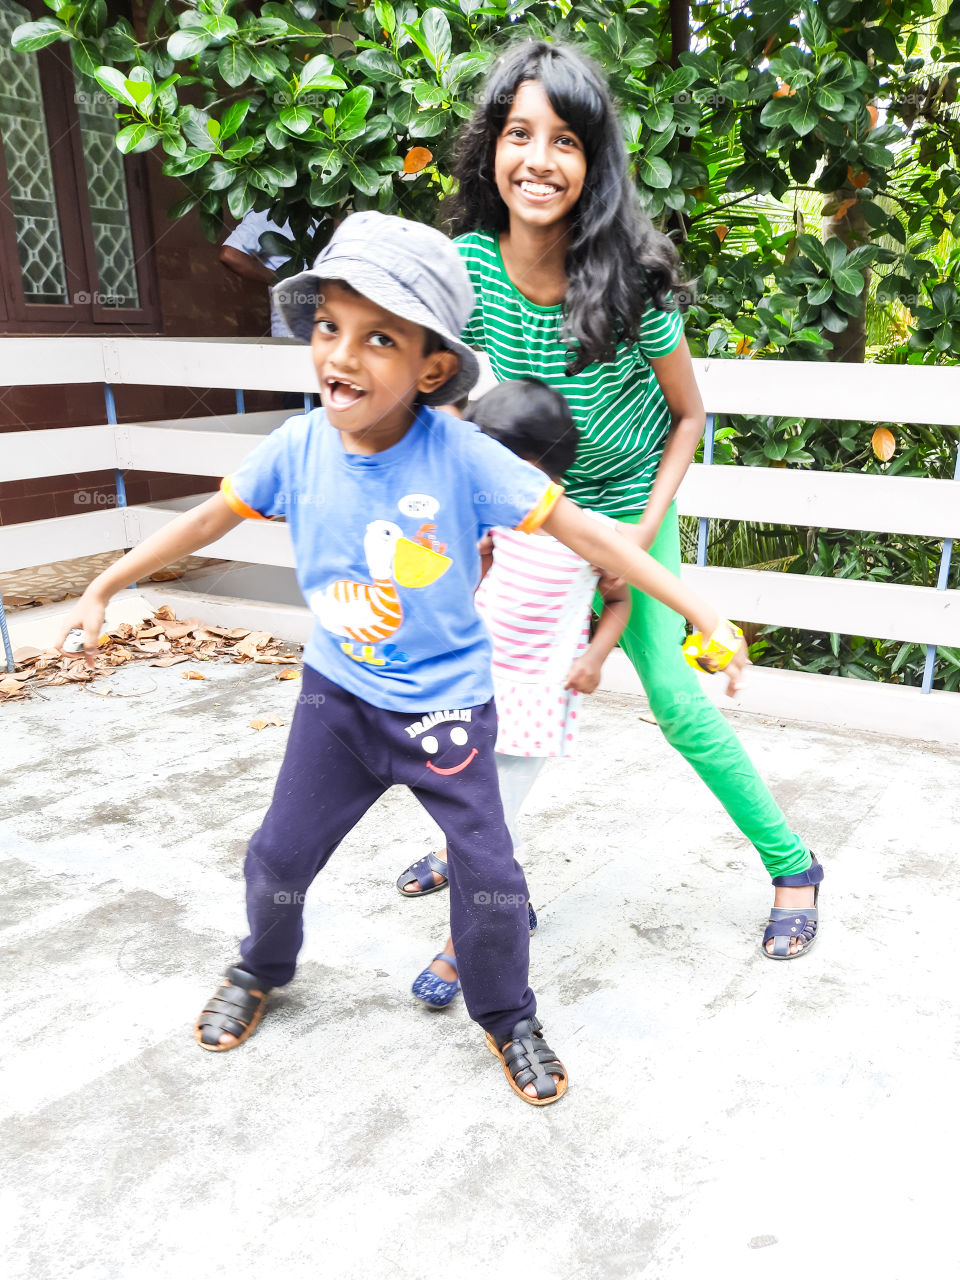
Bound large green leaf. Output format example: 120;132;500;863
335;85;374;135
218;44;252;89
421;9;452;70
93;66;138;107
10;18;64;52
220;100;252;141
300;55;346;94
638;155;672;189
167;27;213;60
115;122;162;154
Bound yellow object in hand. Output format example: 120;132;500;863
683;619;745;673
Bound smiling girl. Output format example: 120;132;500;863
442;42;823;959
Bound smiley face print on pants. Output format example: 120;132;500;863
404;710;478;775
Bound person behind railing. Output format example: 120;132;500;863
57;212;745;1106
220;208;320;409
443;40;824;959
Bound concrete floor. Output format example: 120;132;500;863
2;655;959;1280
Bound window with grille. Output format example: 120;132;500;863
0;0;159;330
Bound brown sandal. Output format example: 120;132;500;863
485;1016;568;1106
194;967;271;1052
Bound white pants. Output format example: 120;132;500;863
495;754;547;852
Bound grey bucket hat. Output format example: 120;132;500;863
272;211;480;407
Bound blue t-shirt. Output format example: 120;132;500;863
221;406;561;711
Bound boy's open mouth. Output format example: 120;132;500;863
325;377;367;411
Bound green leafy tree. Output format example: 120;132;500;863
11;0;960;686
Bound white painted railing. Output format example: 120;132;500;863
1;337;958;693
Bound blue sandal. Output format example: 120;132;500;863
396;851;449;897
412;954;460;1007
762;853;824;960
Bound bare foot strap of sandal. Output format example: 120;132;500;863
396;851;449;896
487;1015;568;1105
195;966;271;1051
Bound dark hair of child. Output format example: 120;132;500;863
468;378;579;482
444;40;692;374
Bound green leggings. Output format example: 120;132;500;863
614;504;810;879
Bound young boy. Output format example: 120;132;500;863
60;212;746;1106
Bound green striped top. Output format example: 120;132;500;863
455;230;685;517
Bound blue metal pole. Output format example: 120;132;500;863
0;593;15;673
303;392;312;414
104;382;136;587
235;388;246;414
696;413;716;568
920;437;960;694
104;383;127;509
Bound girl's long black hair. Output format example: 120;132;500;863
444;41;691;375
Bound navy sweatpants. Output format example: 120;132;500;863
238;665;536;1041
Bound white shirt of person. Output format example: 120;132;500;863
222;209;300;339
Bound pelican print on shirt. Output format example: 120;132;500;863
309;518;452;666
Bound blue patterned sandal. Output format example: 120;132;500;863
412;954;460;1007
396;851;448;897
762;853;824;960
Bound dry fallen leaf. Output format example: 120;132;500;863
275;669;300;680
250;712;285;730
182;669;206;680
872;426;896;462
0;676;27;696
12;646;42;665
235;631;272;659
156;622;195;640
148;655;190;668
153;604;176;620
404;145;433;174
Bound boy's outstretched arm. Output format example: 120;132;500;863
55;494;244;666
541;496;746;695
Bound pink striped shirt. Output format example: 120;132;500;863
476;518;609;756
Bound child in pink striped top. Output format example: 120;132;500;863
398;379;630;1006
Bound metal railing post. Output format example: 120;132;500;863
0;594;14;673
920;435;960;694
696;412;716;567
105;381;136;587
235;389;245;414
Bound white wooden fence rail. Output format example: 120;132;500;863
2;338;958;675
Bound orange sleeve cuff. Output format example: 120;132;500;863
516;482;564;534
220;476;268;521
